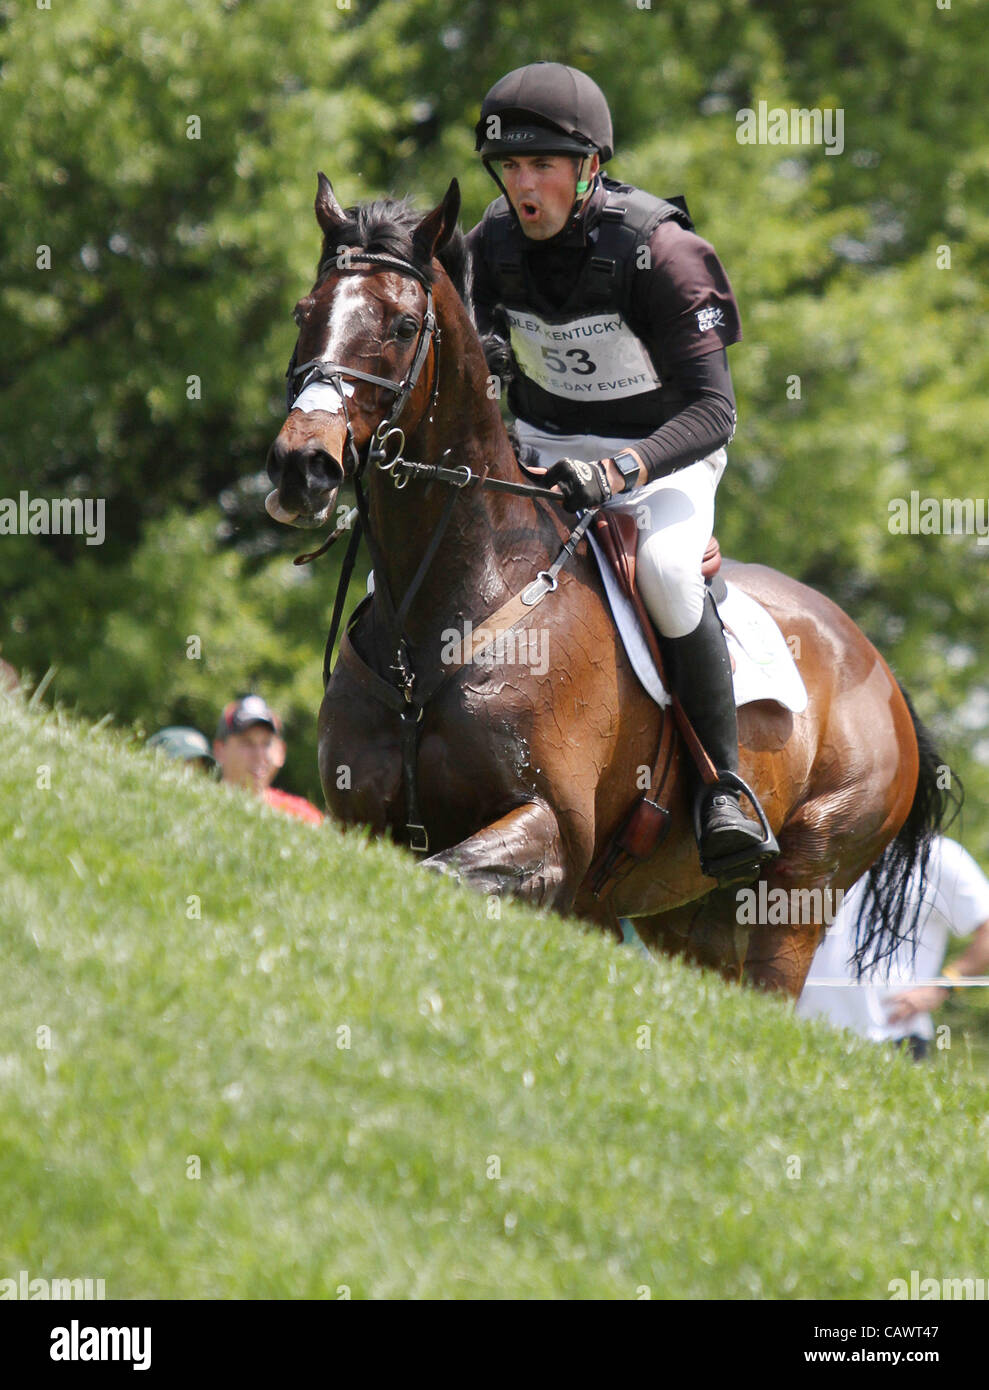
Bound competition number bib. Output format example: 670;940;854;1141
505;308;661;401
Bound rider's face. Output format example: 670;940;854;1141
499;154;597;240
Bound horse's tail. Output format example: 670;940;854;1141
852;681;963;973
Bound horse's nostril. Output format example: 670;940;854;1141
266;432;343;518
303;446;343;492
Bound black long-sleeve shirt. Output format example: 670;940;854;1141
466;176;741;481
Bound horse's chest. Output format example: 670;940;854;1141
320;684;536;837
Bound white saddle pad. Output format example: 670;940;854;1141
586;531;808;714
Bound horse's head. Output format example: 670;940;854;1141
266;174;461;528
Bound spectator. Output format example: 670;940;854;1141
147;725;216;773
797;835;989;1059
213;694;323;824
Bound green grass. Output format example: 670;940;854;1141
2;692;988;1299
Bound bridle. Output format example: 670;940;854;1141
284;250;562;499
284;250;441;487
283;249;469;712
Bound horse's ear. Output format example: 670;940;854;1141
412;179;461;265
315;172;347;236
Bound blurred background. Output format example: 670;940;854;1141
1;0;986;842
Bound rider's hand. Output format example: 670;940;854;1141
536;456;613;513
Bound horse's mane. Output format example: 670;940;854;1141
316;196;468;301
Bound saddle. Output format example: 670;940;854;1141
599;511;725;604
588;512;728;900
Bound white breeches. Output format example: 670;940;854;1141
514;423;728;639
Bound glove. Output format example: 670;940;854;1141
480;332;516;386
541;457;612;513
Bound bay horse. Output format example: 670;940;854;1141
266;174;952;996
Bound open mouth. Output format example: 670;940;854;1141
264;488;337;529
265;425;346;529
265;490;304;526
519;200;540;220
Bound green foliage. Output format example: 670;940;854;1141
0;505;367;803
2;696;988;1297
1;0;986;841
1;0;355;555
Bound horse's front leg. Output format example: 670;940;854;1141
422;798;573;909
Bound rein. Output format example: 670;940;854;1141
291;463;560;567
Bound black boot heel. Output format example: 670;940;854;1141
693;770;779;885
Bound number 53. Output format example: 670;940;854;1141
540;346;596;376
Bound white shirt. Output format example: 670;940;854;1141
796;837;989;1042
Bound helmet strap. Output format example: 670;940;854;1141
481;158;516;219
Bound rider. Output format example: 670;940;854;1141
466;60;770;876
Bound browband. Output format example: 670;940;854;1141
315;249;434;290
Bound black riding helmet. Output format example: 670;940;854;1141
475;61;614;163
475;63;614;234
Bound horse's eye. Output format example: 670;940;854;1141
395;317;419;340
293;299;312;326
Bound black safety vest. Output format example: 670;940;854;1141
477;178;695;434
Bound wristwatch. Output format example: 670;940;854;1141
612;449;641;493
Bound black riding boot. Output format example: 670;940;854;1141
664;590;775;878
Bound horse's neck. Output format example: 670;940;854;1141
367;288;535;647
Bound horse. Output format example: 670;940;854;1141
265;174;953;996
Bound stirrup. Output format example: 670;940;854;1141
692;770;779;886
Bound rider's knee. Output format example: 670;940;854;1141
639;577;706;638
637;548;706;638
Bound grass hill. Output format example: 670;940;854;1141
1;692;987;1299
